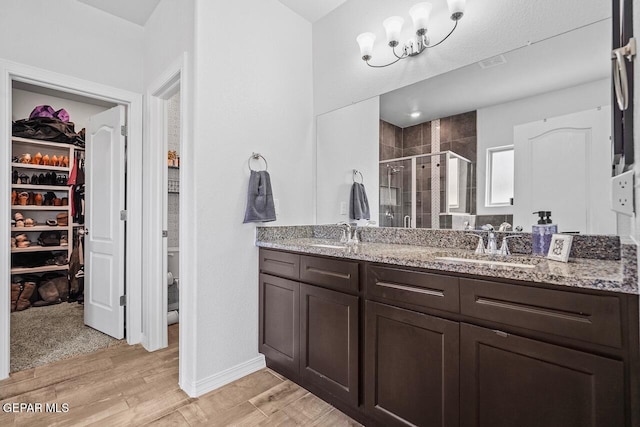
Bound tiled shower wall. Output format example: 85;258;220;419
379;111;479;228
167;91;180;308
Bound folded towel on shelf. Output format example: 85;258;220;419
243;170;276;223
350;182;370;220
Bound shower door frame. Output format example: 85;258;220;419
380;151;472;228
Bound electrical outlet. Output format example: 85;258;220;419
274;199;280;215
340;202;347;215
611;170;635;216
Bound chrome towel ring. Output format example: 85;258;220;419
248;153;268;172
353;169;364;184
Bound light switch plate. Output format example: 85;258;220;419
340;202;347;215
611;170;634;216
274;199;280;215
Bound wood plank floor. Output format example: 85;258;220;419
0;325;362;426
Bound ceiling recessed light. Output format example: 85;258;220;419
410;111;422;118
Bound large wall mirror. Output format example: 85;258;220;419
317;17;624;236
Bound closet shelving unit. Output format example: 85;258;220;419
10;136;84;275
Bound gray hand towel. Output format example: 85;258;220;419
243;171;276;223
350;182;370;220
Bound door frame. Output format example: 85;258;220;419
0;59;143;380
143;53;196;394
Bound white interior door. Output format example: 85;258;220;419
85;105;126;339
513;107;615;235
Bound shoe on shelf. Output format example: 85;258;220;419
18;192;29;206
60;235;68;246
54;255;68;266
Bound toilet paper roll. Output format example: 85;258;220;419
167;271;174;286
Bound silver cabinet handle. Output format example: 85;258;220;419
612;38;636;111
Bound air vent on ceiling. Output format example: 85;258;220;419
478;54;507;69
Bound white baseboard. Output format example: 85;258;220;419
181;354;266;398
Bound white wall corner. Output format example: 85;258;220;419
186;355;266;398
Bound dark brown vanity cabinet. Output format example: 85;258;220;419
259;249;360;408
365;301;459;427
460;323;625;427
260;250;636;427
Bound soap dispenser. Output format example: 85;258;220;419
531;211;558;256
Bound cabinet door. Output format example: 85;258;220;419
259;273;299;380
460;323;625;427
300;284;359;406
365;301;460;427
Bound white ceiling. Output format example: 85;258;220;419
277;0;348;23
77;0;345;27
381;20;611;128
77;0;161;26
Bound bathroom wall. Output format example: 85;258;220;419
379;120;402;160
318;97;380;225
191;0;314;394
0;0;144;93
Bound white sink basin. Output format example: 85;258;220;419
435;256;536;269
310;244;347;249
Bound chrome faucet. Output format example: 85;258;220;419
337;221;351;243
498;234;523;255
337;221;358;244
486;232;498;254
467;224;502;255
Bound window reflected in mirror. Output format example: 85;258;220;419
486;145;514;207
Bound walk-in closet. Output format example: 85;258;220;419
9;82;120;372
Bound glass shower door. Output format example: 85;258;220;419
379;160;412;227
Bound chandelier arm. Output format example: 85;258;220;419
423;19;458;49
365;56;406;68
392;45;405;59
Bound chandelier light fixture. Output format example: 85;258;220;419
356;0;467;68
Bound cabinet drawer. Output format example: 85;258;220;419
366;264;459;313
259;249;300;280
300;255;359;294
460;279;623;348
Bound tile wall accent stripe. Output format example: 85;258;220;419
431;119;441;229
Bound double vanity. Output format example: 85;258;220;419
256;225;639;427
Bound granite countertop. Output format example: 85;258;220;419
256;236;638;295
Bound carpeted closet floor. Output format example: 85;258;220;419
10;302;123;372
